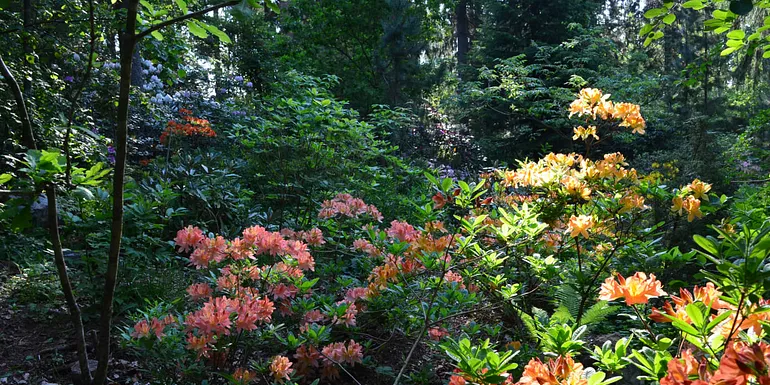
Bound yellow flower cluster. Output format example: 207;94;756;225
671;179;711;222
569;88;646;135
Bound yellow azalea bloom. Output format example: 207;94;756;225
579;87;605;105
572;125;599;141
612;102;638;119
594;99;614;120
619;194;646;214
682;195;702;222
567;215;594;238
561;176;592;200
568;99;591;118
671;196;683;214
686;179;711;200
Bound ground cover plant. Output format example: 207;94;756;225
1;0;770;385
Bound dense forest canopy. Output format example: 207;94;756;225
1;0;770;384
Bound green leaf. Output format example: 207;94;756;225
186;20;209;39
727;30;746;40
763;50;770;58
712;10;730;20
685;303;706;330
644;8;664;19
662;13;676;25
175;0;188;13
150;30;163;40
693;235;718;255
200;22;232;44
0;173;11;185
670;317;701;336
706;310;733;333
682;0;705;9
265;0;280;14
721;46;739;56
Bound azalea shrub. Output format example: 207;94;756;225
120;89;754;385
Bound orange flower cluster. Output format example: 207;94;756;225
672;179;712;222
661;342;770;385
515;355;587;385
650;282;770;338
270;355;294;383
159;108;216;144
231;368;256;384
598;272;667;305
569;88;646;135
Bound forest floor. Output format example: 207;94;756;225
0;262;144;385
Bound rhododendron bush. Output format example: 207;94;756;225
119;89;767;385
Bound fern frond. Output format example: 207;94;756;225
554;284;581;319
579;301;619;326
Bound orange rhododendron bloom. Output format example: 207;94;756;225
270;355;294;383
682;196;703;222
660;350;708;385
516;355;587;385
567;215;594;238
232;368;256;384
599;272;666;305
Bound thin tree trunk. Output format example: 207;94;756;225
47;184;92;384
92;0;138;383
0;54;36;150
456;0;469;66
22;0;32;95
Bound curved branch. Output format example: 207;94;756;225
135;0;239;40
0;54;36;150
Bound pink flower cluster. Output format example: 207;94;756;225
387;220;420;242
185;296;275;337
280;227;326;246
353;238;380;256
318;193;383;221
173;225;318;270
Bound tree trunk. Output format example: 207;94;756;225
92;0;138;383
47;184;92;384
22;0;32;95
456;0;469;66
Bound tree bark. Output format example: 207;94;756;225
22;0;32;95
456;0;469;66
92;0;138;383
47;184;92;384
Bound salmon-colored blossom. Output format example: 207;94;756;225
598;272;666;305
515;355;586;385
174;225;205;253
567;215;594;238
